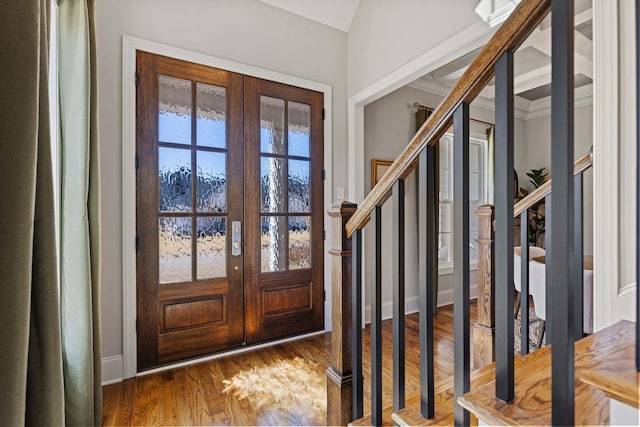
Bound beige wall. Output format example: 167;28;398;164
521;104;594;255
362;85;527;313
96;0;348;363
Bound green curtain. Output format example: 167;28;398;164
0;1;101;425
0;0;66;425
415;109;439;314
58;0;102;425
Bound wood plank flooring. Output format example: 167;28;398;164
102;303;476;426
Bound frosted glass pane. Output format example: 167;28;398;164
261;216;286;272
159;75;192;145
261;156;285;213
197;151;226;212
197;217;226;279
159;217;192;283
260;96;285;154
159;147;192;212
289;216;311;270
288;159;310;213
196;83;226;148
288;102;310;157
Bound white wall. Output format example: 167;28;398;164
362;85;527;316
521;104;594;255
348;0;484;96
96;0;347;370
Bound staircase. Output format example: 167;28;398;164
325;0;640;425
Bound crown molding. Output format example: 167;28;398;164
408;78;530;120
409;78;593;121
525;83;593;120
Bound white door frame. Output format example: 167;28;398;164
592;0;637;330
121;35;333;379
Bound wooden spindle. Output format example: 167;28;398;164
473;205;495;369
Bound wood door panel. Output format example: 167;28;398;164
162;296;226;331
243;76;324;344
157;325;234;363
262;283;312;316
136;51;244;370
137;51;324;370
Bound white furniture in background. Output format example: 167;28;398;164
514;247;594;334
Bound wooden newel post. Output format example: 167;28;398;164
473;205;496;368
326;201;358;426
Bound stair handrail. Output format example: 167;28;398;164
513;151;592;218
345;0;550;239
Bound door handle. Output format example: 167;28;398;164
232;221;242;256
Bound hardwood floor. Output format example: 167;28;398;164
102;303;476;426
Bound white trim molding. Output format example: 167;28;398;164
102;355;124;386
121;35;334;379
363;285;479;324
592;0;619;331
347;20;497;203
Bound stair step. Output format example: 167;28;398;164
390;341;551;426
458;320;635;426
580;336;640;409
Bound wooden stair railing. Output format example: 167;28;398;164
327;0;639;425
343;0;550;240
473;151;593;369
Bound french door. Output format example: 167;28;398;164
135;52;324;370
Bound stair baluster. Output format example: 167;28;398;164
453;102;471;426
371;205;383;426
393;179;406;413
573;172;584;341
495;50;515;403
352;228;364;420
550;0;576;424
519;211;529;355
418;148;437;419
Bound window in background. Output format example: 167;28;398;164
438;133;488;269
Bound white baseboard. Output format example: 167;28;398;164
102;355;124;386
364;285;478;324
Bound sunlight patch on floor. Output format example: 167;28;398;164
222;357;326;422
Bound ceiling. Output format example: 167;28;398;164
258;0;593;118
412;0;594;119
259;0;361;32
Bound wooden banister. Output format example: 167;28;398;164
513;151;592;218
345;0;550;239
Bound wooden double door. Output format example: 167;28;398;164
136;52;324;370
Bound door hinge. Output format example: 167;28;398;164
135;236;140;250
321;169;326;181
323;290;326;301
322;229;326;241
135;154;140;170
136;317;139;333
322;108;326;120
135;71;140;87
